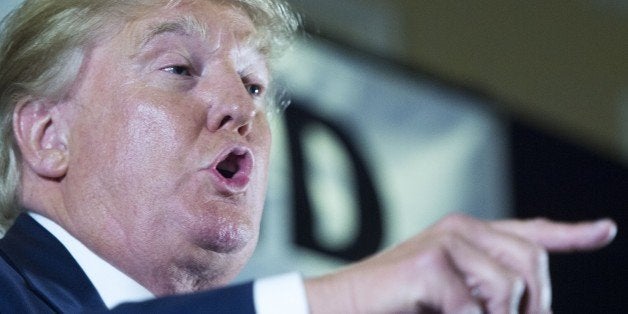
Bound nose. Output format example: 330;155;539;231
206;78;257;137
209;103;256;136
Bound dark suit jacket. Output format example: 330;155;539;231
0;214;256;313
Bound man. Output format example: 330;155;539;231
0;0;617;313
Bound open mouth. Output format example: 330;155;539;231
216;153;243;179
210;147;253;193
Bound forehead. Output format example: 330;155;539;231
125;1;260;52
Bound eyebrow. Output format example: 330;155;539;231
139;17;208;49
136;16;266;56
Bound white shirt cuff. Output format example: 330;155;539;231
253;272;309;314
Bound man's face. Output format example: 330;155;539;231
58;1;271;294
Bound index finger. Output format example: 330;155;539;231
490;218;617;252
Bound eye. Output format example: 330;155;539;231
246;83;263;97
162;65;192;77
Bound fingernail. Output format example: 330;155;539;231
606;222;618;242
595;219;618;242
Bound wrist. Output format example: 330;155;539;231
304;273;358;314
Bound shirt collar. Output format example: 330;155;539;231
29;212;155;309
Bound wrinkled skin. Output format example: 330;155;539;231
17;1;271;295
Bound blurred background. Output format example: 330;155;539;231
243;1;628;313
2;0;627;312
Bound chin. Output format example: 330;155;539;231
192;217;257;254
165;231;258;295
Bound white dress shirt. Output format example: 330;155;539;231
29;212;309;313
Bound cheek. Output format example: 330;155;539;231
72;98;193;204
124;104;182;159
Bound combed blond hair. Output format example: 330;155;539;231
0;0;299;234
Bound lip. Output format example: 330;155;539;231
207;145;254;195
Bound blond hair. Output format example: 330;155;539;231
0;0;299;233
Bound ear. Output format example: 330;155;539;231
13;97;69;179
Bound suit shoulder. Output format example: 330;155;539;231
0;249;55;312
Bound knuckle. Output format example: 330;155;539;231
413;246;448;269
410;232;467;270
431;229;466;255
436;230;459;246
529;217;551;228
435;213;471;231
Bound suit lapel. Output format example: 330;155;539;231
0;213;107;312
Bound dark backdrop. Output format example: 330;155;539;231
511;120;627;313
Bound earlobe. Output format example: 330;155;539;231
13;97;69;179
